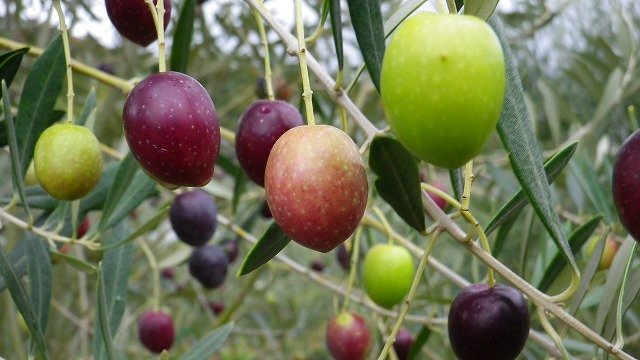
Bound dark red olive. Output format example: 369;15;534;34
613;130;640;242
138;310;174;353
106;0;171;47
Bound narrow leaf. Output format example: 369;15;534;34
0;239;29;292
369;136;425;233
407;325;432;360
170;0;196;73
568;153;615;224
99;204;170;250
346;0;385;91
25;235;52;350
2;81;32;220
95;264;116;360
449;168;464;201
238;222;290;276
595;237;635;332
536;216;601;293
93;225;134;360
328;0;343;71
0;47;29;97
568;229;609;315
98;153;158;231
485;142;578;235
180;323;234;360
463;0;500;20
0;242;49;359
490;17;577;271
16;35;65;176
51;250;97;274
77;88;97;126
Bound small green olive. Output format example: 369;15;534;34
34;123;103;200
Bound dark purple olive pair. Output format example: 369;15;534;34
448;283;530;360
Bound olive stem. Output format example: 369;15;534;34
252;3;275;101
294;0;316;126
145;0;167;72
627;105;638;132
137;238;161;312
341;228;362;311
304;0;328;44
536;306;571;359
377;229;440;360
244;0;379;136
372;206;394;244
52;0;75;124
446;0;457;13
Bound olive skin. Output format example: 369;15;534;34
138;310;175;353
448;283;530;360
106;0;172;47
188;245;229;289
170;190;218;247
613;130;640;242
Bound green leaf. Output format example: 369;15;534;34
369;136;425;233
490;17;577;272
2;81;32;221
238;222;290;276
99;203;170;250
345;0;428;92
16;35;66;176
568;229;609;315
485;142;578;235
568;153;615;224
217;155;246;214
536;216;601;293
77;88;97;127
347;0;385;92
595;237;635;333
449;168;464;201
0;239;29;292
25;234;52;353
51;251;97;274
329;0;343;71
0;47;29;97
463;0;500;21
492;215;517;257
180;323;234;360
407;325;432;360
93;225;133;360
95;264;116;360
98;153;158;231
0;242;49;359
170;0;196;73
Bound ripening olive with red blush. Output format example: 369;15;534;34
613;130;640;242
235;100;304;186
105;0;171;47
325;311;372;360
123;71;221;188
265;125;368;252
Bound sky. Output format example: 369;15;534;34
2;0;517;49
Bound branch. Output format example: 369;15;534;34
242;0;381;139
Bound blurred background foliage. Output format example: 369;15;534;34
0;0;639;358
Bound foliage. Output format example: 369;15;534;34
0;0;639;358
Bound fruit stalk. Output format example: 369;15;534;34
252;4;275;101
52;0;75;123
138;239;161;311
446;0;457;13
376;230;440;360
145;0;167;72
293;0;315;125
537;306;570;359
244;0;378;136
